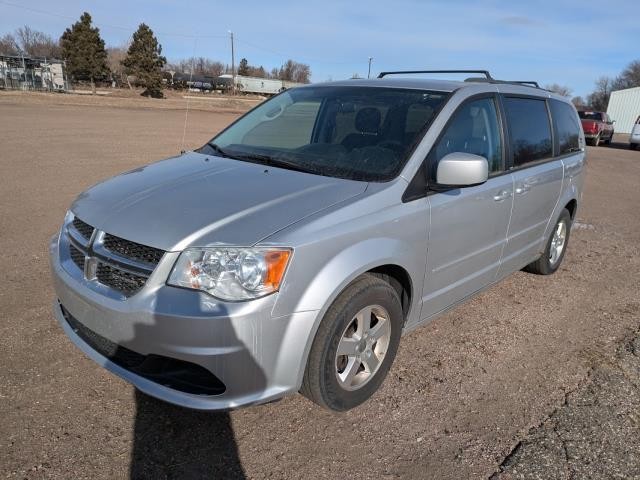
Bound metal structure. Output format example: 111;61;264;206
376;69;542;88
607;86;640;134
0;54;68;92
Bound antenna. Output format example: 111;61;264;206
180;36;198;153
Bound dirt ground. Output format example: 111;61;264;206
1;91;639;480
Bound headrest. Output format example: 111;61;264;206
355;107;381;134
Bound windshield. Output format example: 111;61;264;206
579;111;603;121
200;86;449;181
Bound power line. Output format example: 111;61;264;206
0;0;227;38
1;0;367;70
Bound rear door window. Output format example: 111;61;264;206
549;99;580;155
503;97;552;167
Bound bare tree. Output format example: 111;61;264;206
0;34;19;55
106;46;128;86
614;60;640;90
587;76;614;111
544;83;572;97
15;25;61;57
170;57;224;77
571;96;586;108
277;59;311;83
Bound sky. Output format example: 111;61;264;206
1;0;638;98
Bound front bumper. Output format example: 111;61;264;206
49;233;319;410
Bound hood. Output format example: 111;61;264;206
71;152;367;251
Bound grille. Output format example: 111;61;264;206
60;304;226;395
72;217;94;240
96;263;147;296
69;244;85;271
103;234;165;266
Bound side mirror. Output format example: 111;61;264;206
436;152;489;187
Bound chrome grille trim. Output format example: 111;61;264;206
62;215;166;298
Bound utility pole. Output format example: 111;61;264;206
368;57;373;79
229;30;236;95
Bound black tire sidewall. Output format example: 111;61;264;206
314;276;403;411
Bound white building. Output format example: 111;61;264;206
607;86;640;134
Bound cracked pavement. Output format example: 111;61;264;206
492;331;640;479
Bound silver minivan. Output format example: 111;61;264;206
49;70;585;411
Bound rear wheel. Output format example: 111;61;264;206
631;143;638;150
301;274;403;411
524;209;572;275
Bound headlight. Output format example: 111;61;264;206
168;247;292;301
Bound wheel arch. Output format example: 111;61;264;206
282;238;422;390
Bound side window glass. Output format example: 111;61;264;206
550;99;580;155
503;97;552;166
430;97;503;179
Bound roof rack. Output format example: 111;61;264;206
376;70;542;89
377;69;493;79
464;77;541;88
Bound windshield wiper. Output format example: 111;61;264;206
231;153;317;175
206;142;237;159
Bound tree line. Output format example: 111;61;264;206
544;60;640;111
0;12;312;98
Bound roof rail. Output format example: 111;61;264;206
463;77;541;89
377;69;493;79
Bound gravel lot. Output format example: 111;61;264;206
1;91;639;479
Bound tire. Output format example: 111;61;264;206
524;208;572;275
631;143;638;151
604;134;612;145
301;273;403;411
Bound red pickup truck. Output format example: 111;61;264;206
578;110;615;146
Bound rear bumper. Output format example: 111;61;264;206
49;233;319;410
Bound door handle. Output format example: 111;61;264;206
515;184;531;195
493;190;511;202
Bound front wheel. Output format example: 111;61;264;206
524;208;572;275
301;274;403;411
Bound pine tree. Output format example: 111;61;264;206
122;24;166;98
238;58;249;76
60;12;108;94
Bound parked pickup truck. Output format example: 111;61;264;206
578;110;615;146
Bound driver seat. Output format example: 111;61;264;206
341;107;381;151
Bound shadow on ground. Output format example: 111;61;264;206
130;390;246;479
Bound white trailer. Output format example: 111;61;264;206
220;74;303;95
607;86;640;134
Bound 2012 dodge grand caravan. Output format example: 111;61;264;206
50;70;585;412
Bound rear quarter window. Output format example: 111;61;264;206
550;99;580;155
503;97;552;167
